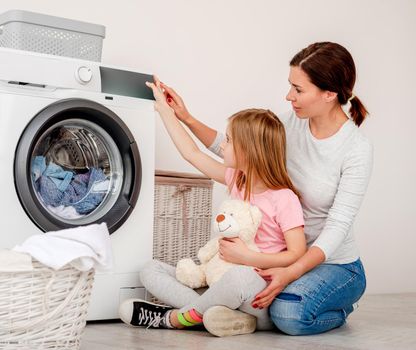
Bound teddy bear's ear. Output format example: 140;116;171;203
249;205;262;225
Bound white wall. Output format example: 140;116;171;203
1;0;415;294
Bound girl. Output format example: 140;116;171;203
156;42;373;336
119;79;306;337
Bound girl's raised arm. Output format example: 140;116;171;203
147;79;226;184
159;82;218;149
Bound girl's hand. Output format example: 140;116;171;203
252;267;292;308
218;237;251;265
159;81;192;124
145;76;173;116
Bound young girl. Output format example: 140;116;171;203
118;78;306;337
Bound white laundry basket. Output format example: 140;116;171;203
0;10;105;61
0;260;95;350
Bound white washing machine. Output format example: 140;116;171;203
0;47;155;320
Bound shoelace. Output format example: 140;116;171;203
147;313;163;329
137;307;164;329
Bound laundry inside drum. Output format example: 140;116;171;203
30;119;124;224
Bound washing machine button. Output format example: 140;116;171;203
75;66;93;84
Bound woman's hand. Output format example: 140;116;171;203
252;267;293;308
218;237;252;265
145;76;173;116
252;247;324;309
159;81;192;124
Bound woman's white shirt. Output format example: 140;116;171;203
208;110;373;264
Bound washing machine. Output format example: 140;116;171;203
0;47;155;320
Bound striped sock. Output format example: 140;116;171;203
177;309;203;327
163;310;174;329
189;309;203;323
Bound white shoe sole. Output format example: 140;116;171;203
203;306;256;337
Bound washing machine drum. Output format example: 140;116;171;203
14;98;142;233
47;125;110;171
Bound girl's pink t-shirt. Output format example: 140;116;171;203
225;168;304;253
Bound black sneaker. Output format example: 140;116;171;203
119;298;174;328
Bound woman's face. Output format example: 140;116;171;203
286;66;330;119
220;127;237;168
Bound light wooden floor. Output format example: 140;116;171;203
81;293;416;350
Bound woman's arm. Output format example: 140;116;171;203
253;246;325;308
219;226;306;269
146;80;226;184
160;82;219;149
253;140;374;308
310;140;373;258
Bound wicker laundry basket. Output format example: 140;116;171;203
0;260;95;350
153;170;213;266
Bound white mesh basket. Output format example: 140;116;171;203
0;10;105;61
0;260;95;350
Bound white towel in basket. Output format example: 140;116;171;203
13;223;113;272
0;249;33;271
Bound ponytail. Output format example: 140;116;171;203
349;96;369;127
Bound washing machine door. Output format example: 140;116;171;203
14;98;141;233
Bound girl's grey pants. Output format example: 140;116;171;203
139;259;274;330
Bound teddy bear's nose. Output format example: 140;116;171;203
216;214;225;223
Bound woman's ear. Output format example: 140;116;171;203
323;90;338;103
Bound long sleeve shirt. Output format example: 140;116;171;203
208;110;373;264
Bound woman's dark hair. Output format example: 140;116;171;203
290;42;368;126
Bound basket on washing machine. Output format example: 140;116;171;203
0;260;95;350
0;10;105;61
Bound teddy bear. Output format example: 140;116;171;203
175;199;262;289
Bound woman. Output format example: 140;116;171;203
160;41;373;335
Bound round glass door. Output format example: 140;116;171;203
15;98;141;233
31;119;123;225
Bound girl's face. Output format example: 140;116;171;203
286;66;333;119
220;127;237;168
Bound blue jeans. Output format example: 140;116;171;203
269;259;366;335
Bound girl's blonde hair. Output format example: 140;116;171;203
228;108;300;201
